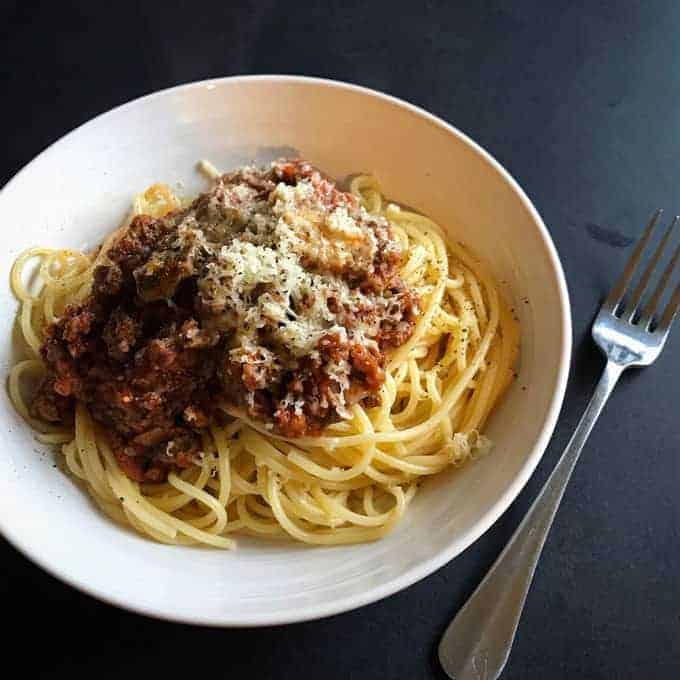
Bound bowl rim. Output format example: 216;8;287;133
0;74;572;626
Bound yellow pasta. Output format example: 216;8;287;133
7;170;519;548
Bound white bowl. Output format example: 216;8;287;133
0;76;571;626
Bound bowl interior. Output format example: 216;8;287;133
0;77;570;625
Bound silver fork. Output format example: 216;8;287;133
438;210;680;680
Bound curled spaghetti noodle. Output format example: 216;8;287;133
7;168;519;548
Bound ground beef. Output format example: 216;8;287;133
33;160;419;479
92;263;123;298
102;309;141;361
106;215;170;275
32;377;74;423
376;286;421;348
34;218;220;481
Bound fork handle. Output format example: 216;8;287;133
438;360;624;680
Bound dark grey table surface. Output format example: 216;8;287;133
2;2;679;678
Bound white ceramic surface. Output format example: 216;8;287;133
0;76;571;626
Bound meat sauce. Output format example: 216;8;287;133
32;161;419;481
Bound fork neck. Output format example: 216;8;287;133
597;360;624;400
572;360;624;452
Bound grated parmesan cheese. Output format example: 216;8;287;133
130;161;416;429
186;174;395;361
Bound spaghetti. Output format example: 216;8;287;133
9;164;519;547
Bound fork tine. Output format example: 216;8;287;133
638;241;680;328
604;209;662;314
626;216;679;320
656;283;680;334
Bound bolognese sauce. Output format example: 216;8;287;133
32;160;419;481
